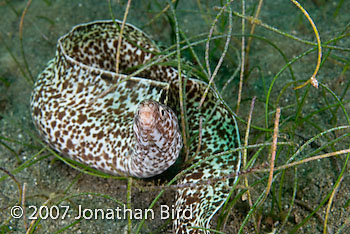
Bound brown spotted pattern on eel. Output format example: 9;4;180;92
30;20;241;233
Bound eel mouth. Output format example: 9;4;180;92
136;100;158;130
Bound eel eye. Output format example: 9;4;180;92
159;106;166;118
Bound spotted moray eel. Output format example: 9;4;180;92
30;20;241;233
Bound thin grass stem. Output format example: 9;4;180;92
22;183;27;230
115;0;132;75
236;0;245;114
127;177;132;234
243;96;257;230
324;176;343;234
200;0;233;108
19;0;34;83
291;0;321;89
167;0;189;161
265;107;280;196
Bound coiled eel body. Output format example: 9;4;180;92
30;20;241;233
